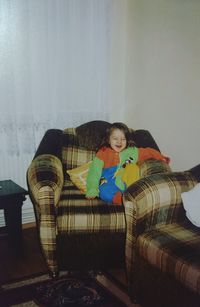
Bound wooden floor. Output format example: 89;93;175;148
0;224;48;284
0;224;140;306
0;224;127;286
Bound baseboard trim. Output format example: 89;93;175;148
0;222;36;235
22;222;36;229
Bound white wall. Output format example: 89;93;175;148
125;0;200;171
107;0;128;122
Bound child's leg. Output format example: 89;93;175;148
99;179;123;205
112;191;123;205
99;166;124;205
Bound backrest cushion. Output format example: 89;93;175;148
62;121;112;170
76;120;112;151
62;128;95;170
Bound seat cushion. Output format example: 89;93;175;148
137;223;200;294
57;179;126;234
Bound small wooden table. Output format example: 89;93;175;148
0;180;28;248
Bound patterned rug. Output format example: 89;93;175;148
0;271;127;306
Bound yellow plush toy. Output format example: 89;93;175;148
121;163;140;187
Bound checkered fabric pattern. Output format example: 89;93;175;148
139;158;171;177
62;128;96;169
27;128;127;274
57;180;126;234
138;223;200;294
123;171;199;295
27;154;64;273
27;154;64;206
27;125;172;277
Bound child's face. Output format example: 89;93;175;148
109;129;127;152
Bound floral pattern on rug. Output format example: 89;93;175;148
35;277;102;306
1;272;126;307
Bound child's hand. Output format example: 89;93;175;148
86;196;96;200
163;156;170;164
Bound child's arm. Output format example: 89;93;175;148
86;157;104;199
138;147;170;164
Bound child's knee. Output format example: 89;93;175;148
112;191;123;205
99;189;113;203
99;184;123;204
99;179;122;204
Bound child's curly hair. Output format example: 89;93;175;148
100;122;135;149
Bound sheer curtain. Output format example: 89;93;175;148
0;0;127;225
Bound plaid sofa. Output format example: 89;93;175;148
123;165;200;307
27;120;171;278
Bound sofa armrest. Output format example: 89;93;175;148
123;171;197;287
27;154;64;210
188;163;200;182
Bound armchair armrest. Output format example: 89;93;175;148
27;128;64;275
27;154;64;276
139;159;171;177
27;154;64;209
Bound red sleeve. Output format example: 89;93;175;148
96;147;120;168
138;147;170;164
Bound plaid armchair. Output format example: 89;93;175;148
27;120;171;277
123;165;200;306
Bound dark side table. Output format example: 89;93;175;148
0;180;28;249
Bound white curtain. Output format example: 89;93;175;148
0;0;127;226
